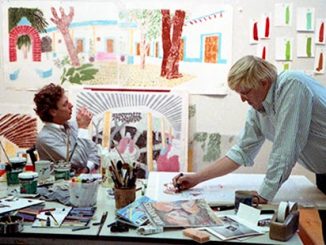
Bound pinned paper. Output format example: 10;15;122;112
297;33;315;58
274;3;292;27
275;37;293;61
297;7;315;32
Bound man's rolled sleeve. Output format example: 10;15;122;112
87;160;96;171
78;128;91;140
226;145;254;167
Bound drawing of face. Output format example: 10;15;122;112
181;200;200;214
153;202;175;212
165;210;190;227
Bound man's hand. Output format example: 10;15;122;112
76;167;90;175
172;173;199;192
252;191;268;204
76;107;92;129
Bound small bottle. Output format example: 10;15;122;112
46;217;51;227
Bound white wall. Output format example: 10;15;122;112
1;0;325;183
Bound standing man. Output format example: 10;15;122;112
34;83;100;174
173;55;326;240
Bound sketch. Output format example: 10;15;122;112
256;43;269;60
275;37;293;61
314;47;325;74
274;3;292;27
2;0;233;95
73;89;188;172
249;19;259;44
315;19;326;45
296;7;315;32
259;13;271;40
297;33;314;58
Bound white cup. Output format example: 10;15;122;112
34;160;54;182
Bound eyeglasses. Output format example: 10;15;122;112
238;88;253;96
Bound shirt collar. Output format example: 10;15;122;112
262;81;276;114
45;122;66;131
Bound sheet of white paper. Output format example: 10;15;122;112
237;203;261;225
145;172;326;209
32;206;72;228
0;197;44;215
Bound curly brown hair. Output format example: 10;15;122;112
34;83;64;122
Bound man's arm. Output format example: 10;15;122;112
173;156;240;191
71;107;100;172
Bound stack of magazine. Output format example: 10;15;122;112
116;196;153;227
116;198;222;228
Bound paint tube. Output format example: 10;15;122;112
136;225;163;235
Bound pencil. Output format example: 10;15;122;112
72;226;90;231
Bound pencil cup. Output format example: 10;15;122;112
35;160;54;182
114;187;136;209
234;190;259;212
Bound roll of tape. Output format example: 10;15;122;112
277;201;289;223
288;201;298;212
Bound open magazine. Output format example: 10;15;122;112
116;196;153;227
201;216;263;241
143;199;222;228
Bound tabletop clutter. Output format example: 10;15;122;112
0;145;301;243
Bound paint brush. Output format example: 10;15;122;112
0;141;12;167
96;211;108;236
66;134;70;163
111;140;126;164
39;144;57;163
45;211;59;225
68;142;77;162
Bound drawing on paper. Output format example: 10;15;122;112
3;1;232;94
74;89;188;172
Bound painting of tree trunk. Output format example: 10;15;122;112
160;9;171;77
50;7;80;67
161;10;185;79
120;9;161;70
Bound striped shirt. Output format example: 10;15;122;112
36;121;100;171
226;71;326;200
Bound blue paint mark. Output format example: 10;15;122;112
127;55;134;64
9;69;20;80
17;17;31;26
46;20;118;32
35;68;53;78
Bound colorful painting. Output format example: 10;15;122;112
72;89;188;172
274;3;293;27
296;7;315;32
0;114;37;161
2;0;232;94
